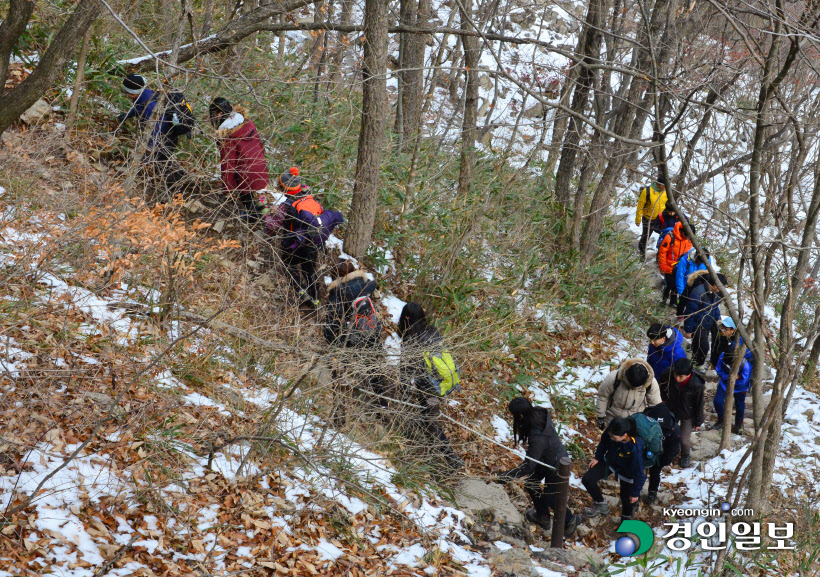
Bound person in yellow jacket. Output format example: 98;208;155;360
636;177;669;258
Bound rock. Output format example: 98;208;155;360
247;260;261;271
20;99;51;125
575;524;593;538
212;220;226;234
479;73;494;90
690;434;720;461
522;102;545;118
454;479;523;525
489;547;539;577
533;547;606;572
184;200;207;214
803;408;815;422
83;392;114;405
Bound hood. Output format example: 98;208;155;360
672;221;686;240
216;106;251;138
687;268;711;287
616;358;655;388
327;269;369;292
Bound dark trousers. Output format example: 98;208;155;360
582;460;634;517
648;436;681;492
714;387;747;426
679;419;693;460
524;471;575;525
282;244;319;300
662;273;678;306
692;323;717;365
145;133;186;195
676;284;690;316
638;217;663;254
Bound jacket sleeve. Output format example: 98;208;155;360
675;257;687;295
738;361;752;388
657;368;671;404
500;434;545;480
636;188;646;225
221;141;238;192
645;379;662;408
715;355;729;383
693;384;705;427
594;435;609;462
597;373;616;418
630;442;647;497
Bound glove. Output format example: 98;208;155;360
597;417;606;430
116;113;127;124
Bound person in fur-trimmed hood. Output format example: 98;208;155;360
682;270;727;368
323;261;378;345
209;97;270;217
596;358;662;428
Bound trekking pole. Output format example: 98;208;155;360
550;458;572;549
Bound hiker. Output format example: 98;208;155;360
646;323;687;380
642;403;681;502
209;98;270;220
582;417;646;522
713;350;752;434
657;221;693;307
657;358;704;468
710;316;752;369
497;397;582;535
675;247;713;316
398;302;463;472
596;359;662;429
682;271;727;370
116;74;192;193
635;177;668;257
323;261;378;344
657;200;683;230
274;169;344;306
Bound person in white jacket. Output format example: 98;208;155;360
596;359;662;429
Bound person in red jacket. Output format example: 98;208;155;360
209;97;270;220
657;221;693;307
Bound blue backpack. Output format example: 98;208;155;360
656;227;675;250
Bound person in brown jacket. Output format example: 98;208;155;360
595;359;662;429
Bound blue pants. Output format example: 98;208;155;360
714;386;746;425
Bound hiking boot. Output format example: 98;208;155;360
525;508;552;532
644;490;658;504
619;515;635;524
564;513;582;536
709;421;724;431
679;456;691;468
732;423;744;435
582;501;610;517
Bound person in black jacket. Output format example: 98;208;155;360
323;261;378;345
642;404;681;503
658;358;704;468
582;417;646;522
497;398;582;535
398;302;463;472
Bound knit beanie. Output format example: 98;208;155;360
209;97;232;118
122;74;146;95
609;417;631;437
624;363;649;388
673;358;692;376
279;167;302;193
647;323;670;340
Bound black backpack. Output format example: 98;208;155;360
166;91;195;138
345;297;382;349
643;404;681;444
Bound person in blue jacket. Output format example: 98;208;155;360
713;350;752;434
683;271;727;369
646;323;687;378
116;74;188;192
710;316;753;369
675;247;712;316
582;417;646;522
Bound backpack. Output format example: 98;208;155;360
423;345;461;397
629;413;664;468
345;296;382;348
656;227;675;250
166;91;195;138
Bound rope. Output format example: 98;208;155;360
353;387;559;472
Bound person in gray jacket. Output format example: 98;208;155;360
596;359;662;429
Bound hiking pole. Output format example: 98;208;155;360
550;457;572;549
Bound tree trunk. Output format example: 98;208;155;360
344;0;389;258
0;0;35;95
68;26;93;124
457;0;480;197
553;0;604;206
0;0;100;136
397;0;430;146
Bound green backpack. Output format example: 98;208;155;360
423;348;461;397
630;413;664;468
